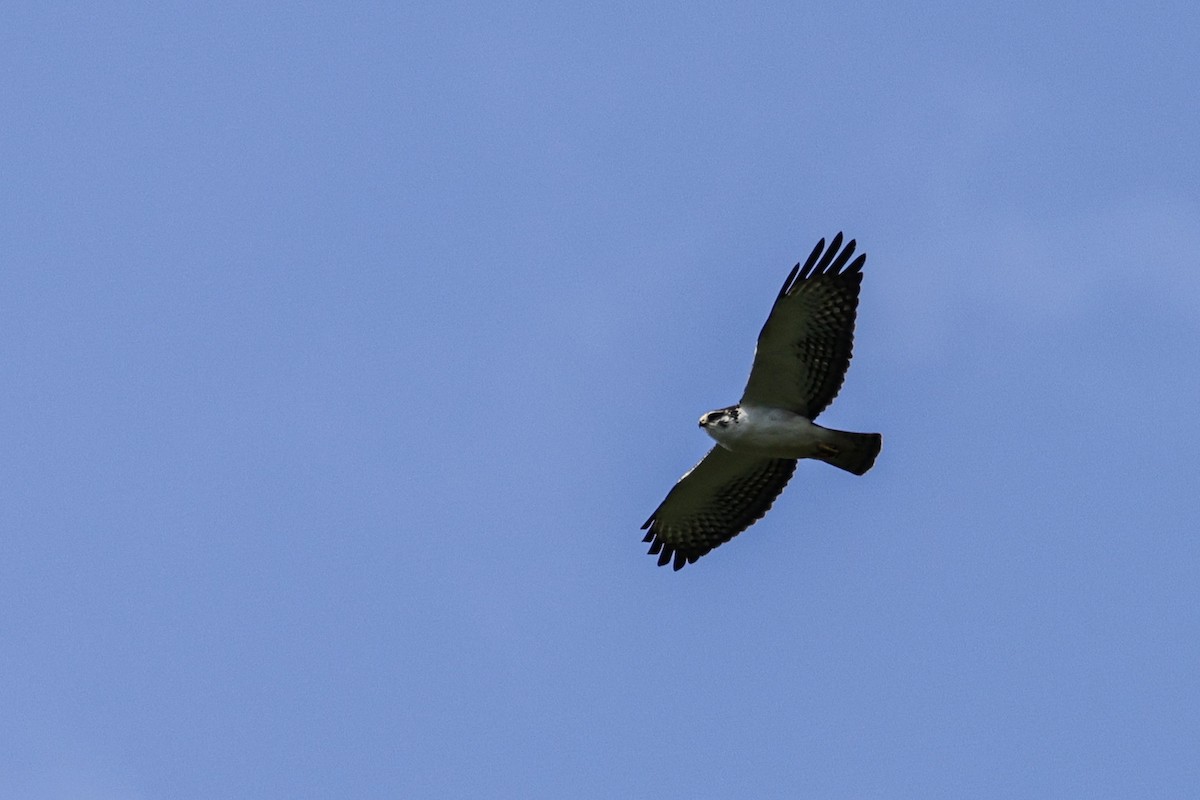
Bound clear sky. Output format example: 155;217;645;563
4;3;1199;798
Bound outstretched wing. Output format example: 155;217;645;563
740;233;865;419
641;446;797;570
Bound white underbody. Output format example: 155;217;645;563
702;404;835;459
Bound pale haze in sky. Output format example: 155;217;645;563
3;3;1199;798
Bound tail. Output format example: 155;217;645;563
817;430;882;476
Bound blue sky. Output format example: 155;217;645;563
4;2;1199;797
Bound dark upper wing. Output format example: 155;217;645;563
739;233;866;419
641;446;797;571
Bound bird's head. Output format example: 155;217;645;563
698;406;740;430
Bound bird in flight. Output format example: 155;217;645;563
641;233;881;570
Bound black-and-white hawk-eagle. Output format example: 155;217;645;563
642;233;881;570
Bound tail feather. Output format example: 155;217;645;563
819;431;882;476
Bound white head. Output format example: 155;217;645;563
698;405;741;444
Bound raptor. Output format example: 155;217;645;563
641;233;881;570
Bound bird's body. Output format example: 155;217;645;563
642;233;881;570
701;404;881;474
702;404;832;459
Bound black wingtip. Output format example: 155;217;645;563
777;262;802;300
789;232;867;284
642;528;696;571
827;237;857;274
812;232;843;274
796;238;825;282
